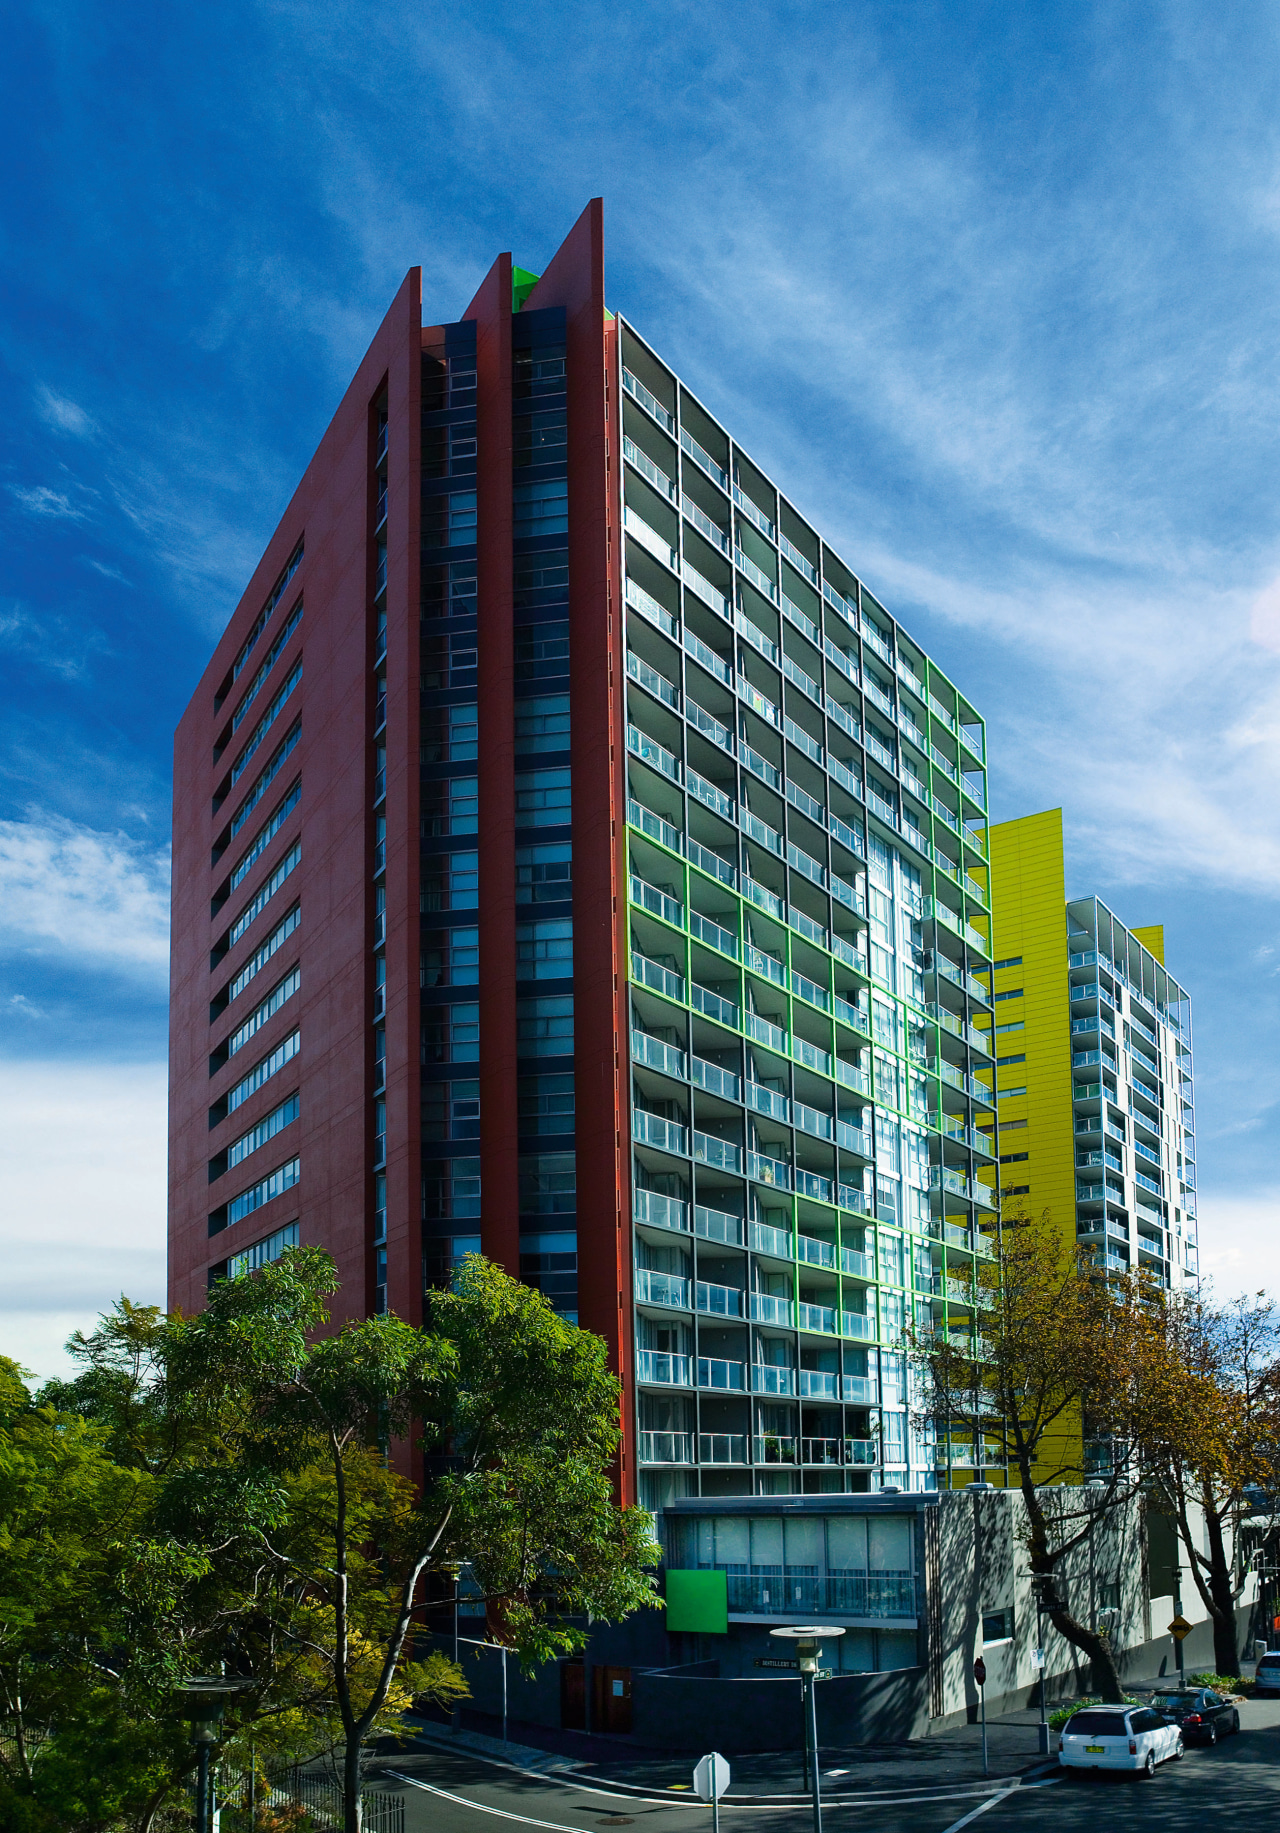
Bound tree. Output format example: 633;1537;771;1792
909;1210;1153;1703
43;1249;660;1833
1123;1290;1280;1677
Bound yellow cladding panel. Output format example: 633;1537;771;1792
1131;923;1165;964
988;810;1081;1481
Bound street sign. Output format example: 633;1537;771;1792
1031;1647;1046;1669
693;1754;730;1803
973;1657;987;1685
754;1657;799;1669
1168;1615;1192;1642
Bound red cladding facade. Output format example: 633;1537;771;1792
168;204;635;1497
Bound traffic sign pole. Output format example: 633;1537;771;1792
693;1751;730;1833
973;1658;988;1777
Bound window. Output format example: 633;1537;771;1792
421;703;477;761
519;1152;576;1218
421;777;478;836
992;956;1022;970
228;720;301;840
1002;1184;1030;1196
217;966;300;1068
212;1155;300;1236
219;1029;300;1120
982;1608;1013;1642
215;1091;299;1178
229;601;304;736
993;987;1023;1003
229;538;303;684
421;420;478;477
519;1230;577;1316
219;902;300;1012
519;1073;575;1135
226;1219;299;1281
513;346;566;397
517;994;573;1056
229;779;301;892
422;1080;481;1140
421;1003;479;1064
514;408;567;466
421;489;478;548
422;1158;481;1220
515;694;570;753
1000;1117;1027;1130
515;768;571;826
421;559;477;617
516;841;571;903
421;927;480;987
420;852;478;911
1098;1579;1121;1609
230;658;303;785
226;840;301;949
996;1053;1026;1066
514;619;569;675
994;1020;1025;1035
421;628;477;690
999;1152;1029;1164
997;1086;1026;1100
514;552;569;610
423;1231;483;1288
516;918;573;979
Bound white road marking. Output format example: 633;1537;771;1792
938;1784;1021;1832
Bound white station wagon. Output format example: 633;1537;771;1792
1058;1705;1184;1776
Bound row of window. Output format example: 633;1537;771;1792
422;1073;576;1141
420;920;572;987
420;844;572;911
420;769;570;834
418;994;574;1063
419;479;570;550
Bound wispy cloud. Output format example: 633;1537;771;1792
34;384;96;440
0;600;108;682
8;483;89;520
0;814;170;984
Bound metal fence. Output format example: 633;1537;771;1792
217;1760;405;1833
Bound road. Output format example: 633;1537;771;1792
370;1694;1280;1833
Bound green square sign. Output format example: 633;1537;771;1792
665;1568;728;1634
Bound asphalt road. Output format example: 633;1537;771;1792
369;1694;1280;1833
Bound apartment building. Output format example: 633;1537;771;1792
987;810;1198;1293
169;201;1001;1629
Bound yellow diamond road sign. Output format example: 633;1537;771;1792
1168;1615;1192;1641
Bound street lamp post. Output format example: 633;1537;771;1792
769;1625;844;1833
175;1678;253;1833
1029;1576;1050;1755
1172;1565;1185;1681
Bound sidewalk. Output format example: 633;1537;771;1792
405;1703;1060;1796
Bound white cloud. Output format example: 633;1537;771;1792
35;384;96;440
0;1060;167;1387
8;484;88;520
1194;1191;1280;1301
0;814;170;984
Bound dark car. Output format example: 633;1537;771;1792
1149;1687;1240;1744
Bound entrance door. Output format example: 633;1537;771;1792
592;1666;632;1734
560;1660;585;1730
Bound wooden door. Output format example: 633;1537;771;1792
560;1660;585;1730
592;1665;632;1734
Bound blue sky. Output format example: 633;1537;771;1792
2;0;1278;1378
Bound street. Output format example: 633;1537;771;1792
370;1694;1280;1833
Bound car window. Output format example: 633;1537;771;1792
1152;1693;1189;1709
1204;1691;1222;1705
1066;1711;1129;1735
1131;1709;1163;1733
1260;1656;1280;1669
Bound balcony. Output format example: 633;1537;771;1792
798;1301;837;1334
627;647;679;709
751;1364;797;1396
695;1203;745;1245
724;1569;918;1620
631;1029;687;1079
623;434;676;500
801;1436;842;1466
749;1219;793;1258
840;1246;875;1279
628;797;682;856
630;873;683;927
845;1437;879;1466
633;1187;689;1234
636;1350;691;1385
692;1056;740;1100
747;1149;791;1191
798;1368;838;1398
634;1267;690;1309
698;1357;746;1391
841;1311;876;1340
694;1130;742;1173
622;366;673;430
750;1290;792;1324
681;425;729;491
638;1430;693;1464
696;1279;743;1318
699;1433;748;1464
632;1109;688;1155
626;574;678;639
632;952;685;1003
628;723;681;783
797;1232;837;1269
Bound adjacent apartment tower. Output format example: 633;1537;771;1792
988;809;1198;1299
169;201;1003;1517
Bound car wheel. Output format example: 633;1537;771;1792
1207;1723;1217;1746
1173;1735;1185;1761
1142;1751;1157;1778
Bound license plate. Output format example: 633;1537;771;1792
1085;1745;1105;1753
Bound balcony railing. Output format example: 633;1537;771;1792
698;1433;748;1464
698;1357;746;1391
751;1363;797;1395
721;1572;917;1618
638;1430;693;1464
633;1187;688;1234
841;1311;876;1340
696;1280;743;1318
695;1204;744;1245
636;1350;691;1385
750;1291;792;1324
634;1267;690;1309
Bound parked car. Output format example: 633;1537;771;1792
1149;1687;1240;1744
1058;1705;1183;1776
1255;1653;1280;1696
